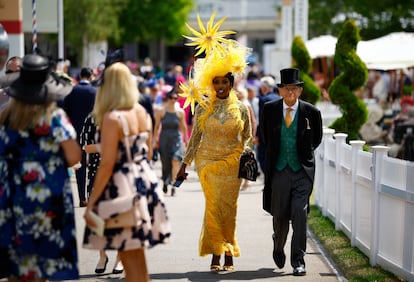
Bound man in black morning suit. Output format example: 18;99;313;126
63;67;96;207
260;68;323;276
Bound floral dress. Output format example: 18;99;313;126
0;108;79;280
83;113;171;251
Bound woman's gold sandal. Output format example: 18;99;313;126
210;265;221;272
222;265;235;271
223;254;234;271
210;254;221;272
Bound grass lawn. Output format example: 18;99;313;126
308;205;406;282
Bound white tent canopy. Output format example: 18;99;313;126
305;32;414;70
305;35;337;58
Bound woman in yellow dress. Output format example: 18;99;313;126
176;12;253;272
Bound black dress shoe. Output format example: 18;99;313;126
272;234;286;268
95;256;108;274
273;251;286;269
112;258;124;274
293;264;306;276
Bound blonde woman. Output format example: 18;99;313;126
83;62;170;282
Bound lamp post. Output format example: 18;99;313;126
58;0;64;60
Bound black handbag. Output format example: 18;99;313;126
238;150;259;181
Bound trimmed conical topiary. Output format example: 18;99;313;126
291;35;321;105
328;19;368;141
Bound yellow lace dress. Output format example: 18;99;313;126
183;97;252;257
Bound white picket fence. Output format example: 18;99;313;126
314;129;414;281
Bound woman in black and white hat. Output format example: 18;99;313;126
0;53;81;281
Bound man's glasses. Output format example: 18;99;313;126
282;86;300;92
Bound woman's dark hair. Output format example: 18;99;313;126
225;72;234;87
95;49;124;86
105;49;124;67
166;87;179;99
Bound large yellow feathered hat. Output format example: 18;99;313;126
179;12;251;114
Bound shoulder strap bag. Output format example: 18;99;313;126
97;113;142;229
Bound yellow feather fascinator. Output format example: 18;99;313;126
179;11;251;114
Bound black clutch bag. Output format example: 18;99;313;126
238;150;260;181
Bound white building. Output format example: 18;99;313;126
186;0;309;77
186;0;281;74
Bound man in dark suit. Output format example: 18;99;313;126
63;67;96;207
256;76;281;175
260;68;323;276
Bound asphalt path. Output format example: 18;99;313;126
67;161;343;282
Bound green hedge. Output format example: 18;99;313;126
291;35;321;105
328;19;368;141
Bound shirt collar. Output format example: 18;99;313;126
283;100;298;111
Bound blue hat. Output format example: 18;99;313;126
146;78;157;88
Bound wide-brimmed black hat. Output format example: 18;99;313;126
277;68;304;87
1;54;73;104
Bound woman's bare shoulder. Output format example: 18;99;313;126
133;103;147;116
103;111;121;123
176;106;185;116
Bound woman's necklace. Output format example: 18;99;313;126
214;98;230;124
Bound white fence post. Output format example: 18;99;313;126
349;140;365;246
370;145;390;266
334;133;347;230
322;128;335;216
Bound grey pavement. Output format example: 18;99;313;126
68;161;343;282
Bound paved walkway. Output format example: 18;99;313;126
68;161;343;282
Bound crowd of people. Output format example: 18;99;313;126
354;68;414;160
0;19;344;278
9;10;414;281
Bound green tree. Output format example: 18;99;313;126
119;0;193;44
308;0;345;39
64;0;128;63
344;0;414;39
308;0;414;40
291;35;321;105
328;19;368;141
64;0;192;65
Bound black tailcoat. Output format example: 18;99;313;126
260;99;323;213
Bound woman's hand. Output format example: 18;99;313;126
176;163;188;181
152;135;159;149
84;143;101;154
83;209;97;229
83;209;105;236
243;147;253;154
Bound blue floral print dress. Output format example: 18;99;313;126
0;108;79;280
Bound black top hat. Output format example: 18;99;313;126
277;68;304;87
3;54;73;104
